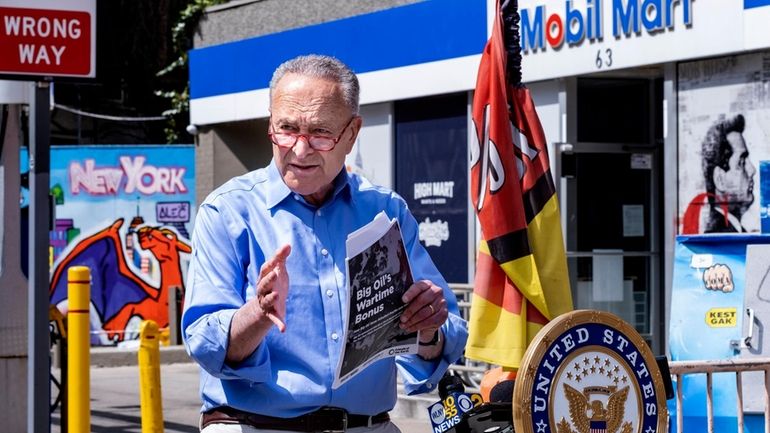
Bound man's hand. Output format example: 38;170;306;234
226;244;292;363
258;244;291;332
399;280;448;337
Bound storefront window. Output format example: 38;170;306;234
394;93;469;283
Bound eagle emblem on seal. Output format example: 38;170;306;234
557;384;632;433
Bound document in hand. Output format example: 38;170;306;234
333;211;419;388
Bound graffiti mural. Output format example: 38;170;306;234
22;145;195;344
678;51;770;234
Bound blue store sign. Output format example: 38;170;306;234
395;94;469;284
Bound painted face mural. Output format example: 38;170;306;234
678;53;770;235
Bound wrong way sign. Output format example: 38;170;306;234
0;0;96;79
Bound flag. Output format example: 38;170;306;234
465;0;573;369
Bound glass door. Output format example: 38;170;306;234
561;145;662;351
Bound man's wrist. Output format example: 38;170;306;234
248;298;274;328
418;329;441;346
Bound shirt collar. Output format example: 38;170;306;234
712;204;746;232
265;160;351;209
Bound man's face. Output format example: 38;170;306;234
715;131;756;215
269;73;361;206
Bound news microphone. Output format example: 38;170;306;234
427;373;484;433
456;379;515;433
488;379;514;404
439;373;466;401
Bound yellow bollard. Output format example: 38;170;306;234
67;266;91;433
139;320;164;433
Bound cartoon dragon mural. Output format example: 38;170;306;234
50;218;191;342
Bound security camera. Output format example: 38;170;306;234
186;124;200;136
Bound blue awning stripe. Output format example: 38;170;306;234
745;0;770;9
189;0;487;99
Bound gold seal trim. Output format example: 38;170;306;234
512;310;668;433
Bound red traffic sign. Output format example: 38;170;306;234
0;1;95;79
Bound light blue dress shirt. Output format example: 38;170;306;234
182;161;468;417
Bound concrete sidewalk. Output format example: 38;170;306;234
51;346;435;432
53;342;193;368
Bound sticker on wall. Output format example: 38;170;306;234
705;307;737;327
690;253;714;269
702;264;734;293
630;153;652;170
418;217;449;247
622;204;644;237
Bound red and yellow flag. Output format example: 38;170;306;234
465;2;573;369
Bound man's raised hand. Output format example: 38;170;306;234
258;244;291;332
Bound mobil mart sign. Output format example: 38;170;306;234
0;0;95;79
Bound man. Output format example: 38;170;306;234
682;114;757;233
182;54;468;433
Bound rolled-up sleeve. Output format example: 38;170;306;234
393;199;469;394
397;313;468;394
182;201;272;383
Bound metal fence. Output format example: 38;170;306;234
447;284;770;432
669;358;770;433
448;284;488;390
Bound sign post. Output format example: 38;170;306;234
28;79;51;433
0;1;95;431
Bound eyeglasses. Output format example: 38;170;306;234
268;117;355;152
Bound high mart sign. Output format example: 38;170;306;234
0;0;95;79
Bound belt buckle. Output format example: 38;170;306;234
317;407;347;433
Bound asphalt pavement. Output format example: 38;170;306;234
50;363;433;433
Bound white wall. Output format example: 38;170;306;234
528;79;562;175
346;102;394;189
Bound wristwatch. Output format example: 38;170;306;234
419;329;441;346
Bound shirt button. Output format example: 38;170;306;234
317;209;323;216
321;248;329;256
326;289;334;297
331;332;339;341
426;383;433;389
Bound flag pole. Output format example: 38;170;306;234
500;0;522;86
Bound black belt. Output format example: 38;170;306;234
201;406;390;432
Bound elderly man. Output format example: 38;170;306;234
182;54;468;433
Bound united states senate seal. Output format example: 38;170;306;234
512;310;667;433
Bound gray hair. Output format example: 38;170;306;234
269;54;360;115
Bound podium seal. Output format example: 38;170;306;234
513;310;667;433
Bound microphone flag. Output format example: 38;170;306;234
427;391;483;433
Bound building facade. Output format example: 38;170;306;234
188;0;770;354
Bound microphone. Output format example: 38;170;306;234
439;373;466;401
488;379;514;404
427;373;484;433
456;379;515;433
